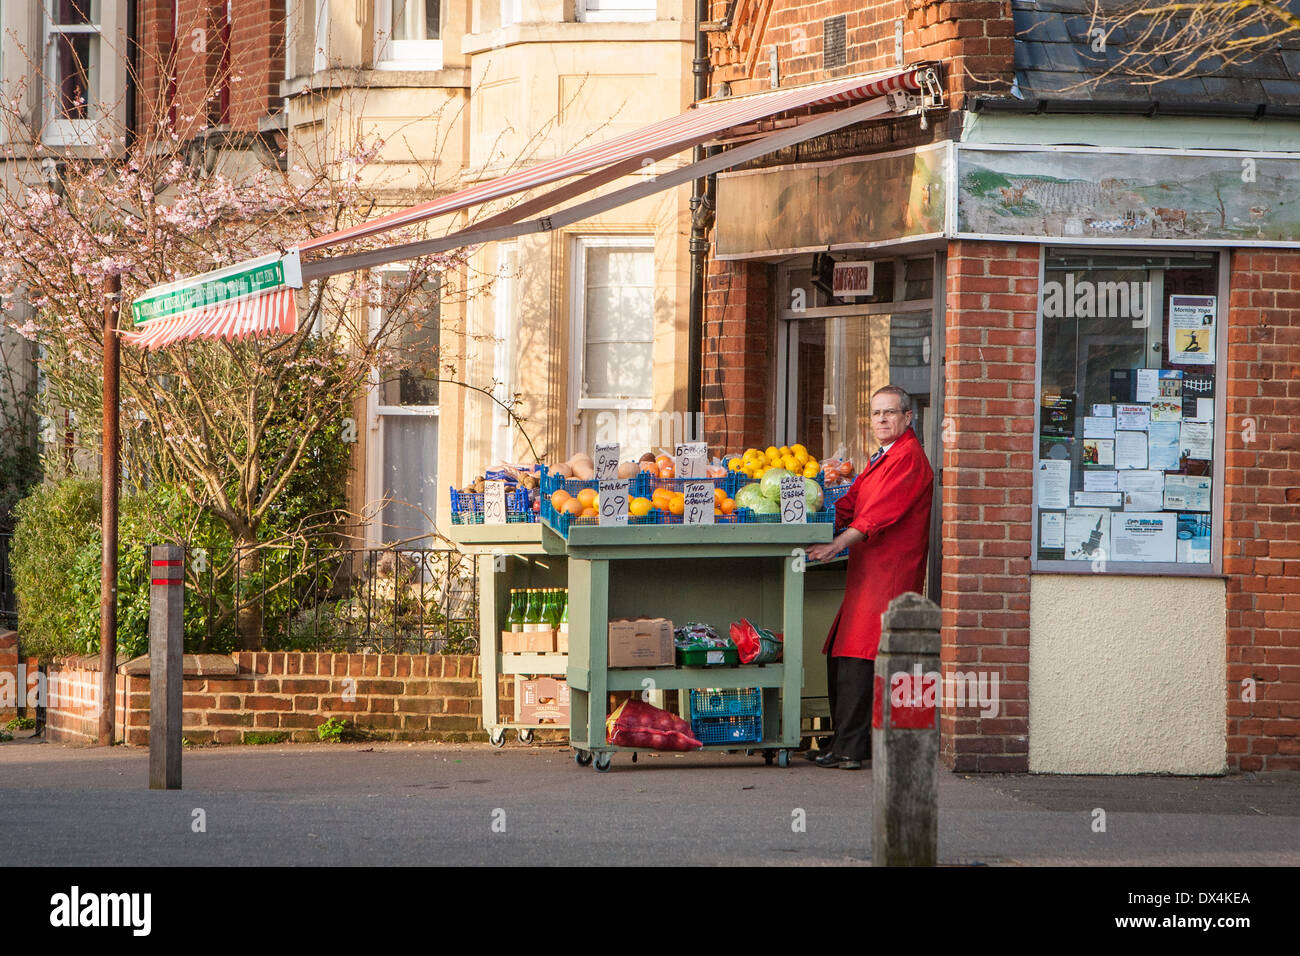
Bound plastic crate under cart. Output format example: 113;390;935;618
689;688;763;744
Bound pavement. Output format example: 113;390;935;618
3;734;1298;867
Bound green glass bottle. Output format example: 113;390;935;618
505;589;525;633
524;589;542;633
558;589;568;642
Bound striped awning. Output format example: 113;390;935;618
123;65;938;349
298;66;929;255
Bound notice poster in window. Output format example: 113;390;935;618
1116;404;1149;431
1083;416;1116;439
1135;368;1159;404
1150;370;1183;422
1065;508;1111;561
1041;393;1075;438
1118;470;1164;511
1164;475;1212;512
1177;513;1212;563
1169;296;1216;365
1040;512;1065;549
1037;459;1071;510
1110;369;1137;403
1182;373;1214;419
1084;471;1119;491
1115;430;1148;469
1147;421;1181;470
1082;438;1114;466
1111;512;1177;562
1180;420;1214;461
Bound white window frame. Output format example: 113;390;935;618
43;0;104;146
500;0;522;27
576;0;656;23
569;235;655;417
366;265;441;547
374;0;442;71
491;243;517;465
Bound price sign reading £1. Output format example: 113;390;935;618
683;482;715;525
675;442;707;479
779;475;807;524
598;478;630;526
484;479;507;525
594;443;620;482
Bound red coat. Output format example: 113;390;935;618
823;427;934;660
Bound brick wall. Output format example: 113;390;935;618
709;0;1015;106
1224;250;1300;772
44;653;523;746
701;258;775;456
941;239;1037;772
0;631;41;724
137;0;285;138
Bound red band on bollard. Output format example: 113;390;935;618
151;559;184;567
151;578;183;586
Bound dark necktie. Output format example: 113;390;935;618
869;448;884;466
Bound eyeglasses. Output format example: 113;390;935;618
871;408;906;419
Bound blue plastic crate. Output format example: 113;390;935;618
689;688;761;718
449;485;536;524
691;713;762;745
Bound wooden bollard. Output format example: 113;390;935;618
871;592;940;867
149;544;184;790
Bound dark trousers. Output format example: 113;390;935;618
826;654;875;761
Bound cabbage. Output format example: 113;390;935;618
748;494;779;515
804;477;824;512
759;467;792;499
734;483;764;510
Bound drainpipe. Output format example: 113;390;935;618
687;0;712;440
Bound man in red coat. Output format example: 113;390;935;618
804;385;933;769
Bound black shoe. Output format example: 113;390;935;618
814;751;859;768
801;748;823;762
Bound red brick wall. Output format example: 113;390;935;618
941;239;1037;772
701;258;774;456
44;653;517;745
1224;250;1300;772
0;631;40;723
137;0;284;138
709;0;1014;107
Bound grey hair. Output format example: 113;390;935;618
871;385;912;414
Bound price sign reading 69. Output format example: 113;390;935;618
598;478;630;526
779;474;807;524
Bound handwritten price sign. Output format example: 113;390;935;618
594;443;620;482
675;442;707;479
484;479;507;525
779;475;807;524
598;478;630;526
683;482;715;525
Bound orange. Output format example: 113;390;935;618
720;497;736;514
669;496;685;516
580;507;597;518
659;465;675;479
629;497;652;517
713;487;726;504
561;498;583;516
550;489;572;511
651;488;672;510
576;487;598;509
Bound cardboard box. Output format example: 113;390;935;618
608;618;675;668
501;629;557;653
515;676;570;724
556;628;569;654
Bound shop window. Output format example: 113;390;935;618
372;269;440;544
44;0;102;143
576;0;656;23
777;256;936;470
1033;250;1225;573
570;236;655;452
375;0;442;70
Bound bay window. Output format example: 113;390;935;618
375;0;442;70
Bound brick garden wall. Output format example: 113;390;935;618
0;631;39;724
1224;250;1300;771
941;239;1038;772
44;653;521;746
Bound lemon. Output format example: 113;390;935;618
765;446;779;459
792;443;808;458
803;461;820;478
728;458;742;471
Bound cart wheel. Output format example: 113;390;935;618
517;729;535;745
594;752;612;773
489;728;506;748
764;750;775;766
574;749;593;767
777;750;790;769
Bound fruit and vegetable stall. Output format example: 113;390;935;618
447;441;856;769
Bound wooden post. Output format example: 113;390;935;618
149;544;184;790
872;592;941;867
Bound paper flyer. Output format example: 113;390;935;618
1115;430;1148;469
1164;475;1212;512
1082;438;1114;466
1065;508;1111;561
1084;471;1119;491
1116;404;1149;430
1091;404;1113;417
1150;370;1183;422
1074;491;1122;508
1182;373;1214;418
1111;512;1177;562
1180;420;1214;461
1168;295;1216;365
1177;512;1212;563
1084;416;1117;439
1118;470;1165;511
1147;421;1181;470
1037;459;1071;510
1135;368;1159;404
1040;512;1065;549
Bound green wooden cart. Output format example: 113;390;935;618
559;520;833;772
